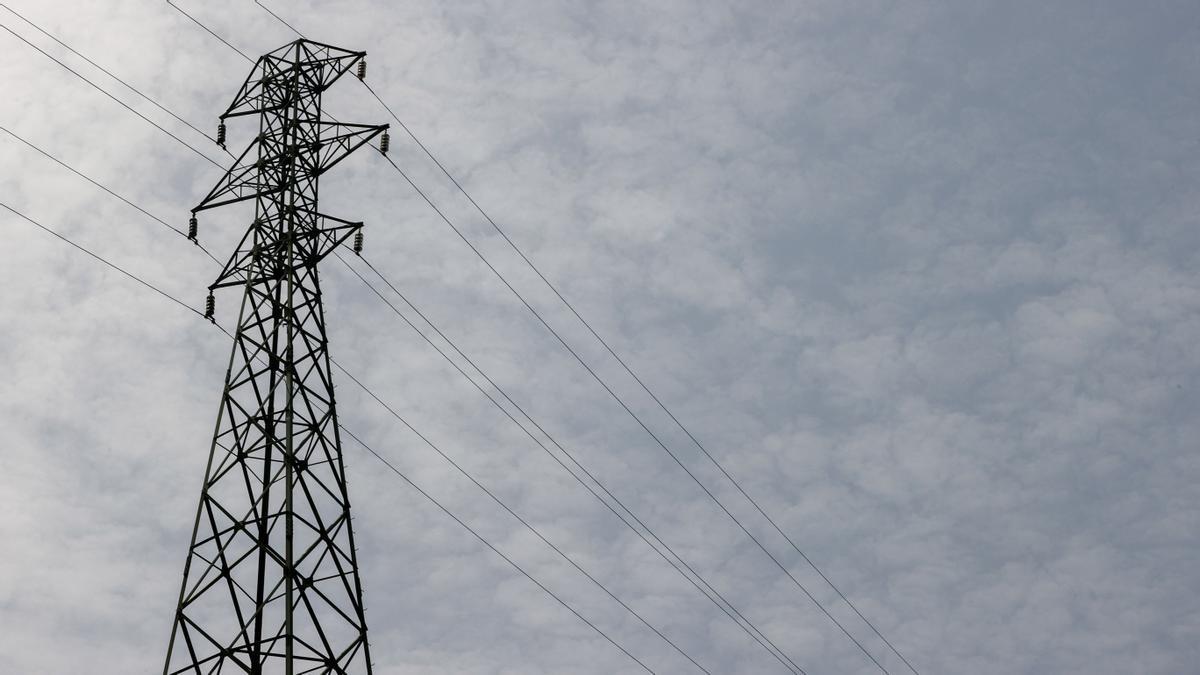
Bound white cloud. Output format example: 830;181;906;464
0;0;1197;673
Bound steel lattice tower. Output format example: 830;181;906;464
164;39;387;675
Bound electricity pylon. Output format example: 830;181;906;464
164;39;387;675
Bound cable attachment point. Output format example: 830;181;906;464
353;230;364;255
379;131;390;155
356;59;367;81
216;122;227;148
188;214;198;243
204;292;215;322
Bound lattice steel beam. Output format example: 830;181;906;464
164;39;387;675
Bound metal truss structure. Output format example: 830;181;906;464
164;39;387;675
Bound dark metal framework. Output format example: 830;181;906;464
164;39;386;675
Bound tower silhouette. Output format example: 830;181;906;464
164;39;387;675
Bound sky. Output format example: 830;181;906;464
1;0;1198;673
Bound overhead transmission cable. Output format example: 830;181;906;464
338;425;656;674
373;74;926;675
253;0;304;39
253;4;921;672
379;137;893;673
17;7;881;670
376;151;888;671
178;9;801;669
139;9;809;672
9;0;889;664
0;2;231;154
0;125;222;266
1;15;790;663
337;253;803;673
331;353;711;675
2;131;717;675
165;0;253;62
344;250;807;673
0;20;223;169
1;202;205;319
7;109;784;670
4;9;699;672
0;202;661;675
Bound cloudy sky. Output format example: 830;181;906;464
1;0;1198;673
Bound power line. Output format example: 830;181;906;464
254;0;304;39
21;9;855;670
4;7;810;671
146;7;807;670
1;201;203;318
344;244;806;673
321;5;921;668
244;7;880;663
338;426;656;674
331;354;711;675
345;16;918;675
7;124;713;674
240;4;841;668
0;20;223;169
164;0;253;63
3;203;659;675
157;22;892;669
401;130;926;670
337;252;803;673
375;150;888;669
0;12;723;659
0;125;222;266
0;2;228;152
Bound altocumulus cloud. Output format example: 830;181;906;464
0;0;1197;673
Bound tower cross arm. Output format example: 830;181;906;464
222;40;366;120
192;135;276;213
206;210;364;291
193;121;386;214
304;121;389;177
